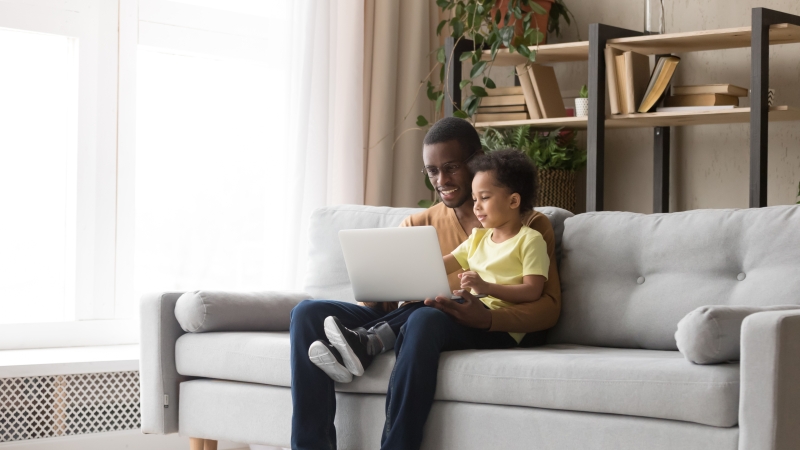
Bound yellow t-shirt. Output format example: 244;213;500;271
451;226;550;343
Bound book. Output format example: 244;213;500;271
655;105;736;113
624;51;651;114
477;105;527;113
638;56;681;113
672;84;748;97
605;47;623;114
614;53;629;113
527;64;567;118
486;86;524;96
481;95;527;107
664;94;739;107
474;112;529;122
515;64;542;119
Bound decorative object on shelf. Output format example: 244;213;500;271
415;0;575;126
575;84;589;117
644;0;666;35
638;55;680;112
480;125;585;212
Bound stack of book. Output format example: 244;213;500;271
475;63;567;123
605;48;681;114
658;84;748;112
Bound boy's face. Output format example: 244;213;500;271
471;171;520;228
422;140;474;208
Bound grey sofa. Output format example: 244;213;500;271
140;204;800;450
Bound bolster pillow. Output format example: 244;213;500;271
675;305;800;364
174;290;312;333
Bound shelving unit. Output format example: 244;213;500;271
446;7;800;212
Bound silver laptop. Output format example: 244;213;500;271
339;226;455;302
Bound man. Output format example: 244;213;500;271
289;117;561;450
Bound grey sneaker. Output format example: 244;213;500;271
308;340;353;383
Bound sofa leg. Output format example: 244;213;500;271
189;438;205;450
204;440;218;450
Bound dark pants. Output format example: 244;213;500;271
289;299;516;450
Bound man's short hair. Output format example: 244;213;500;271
423;117;482;157
469;149;539;212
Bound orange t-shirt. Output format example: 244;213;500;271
400;202;561;334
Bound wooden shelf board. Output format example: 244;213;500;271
474;106;799;130
607;23;800;55
481;41;589;66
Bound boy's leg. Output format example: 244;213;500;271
379;307;516;450
359;302;427;353
289;300;384;450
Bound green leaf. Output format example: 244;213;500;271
439;64;445;83
451;19;464;38
471;86;489;97
484;77;497;89
435;92;444;115
453;110;469;119
418;199;434;208
436;47;446;64
459;79;471;89
530;2;547;15
500;26;515;47
459;51;473;62
517;45;531;58
579;85;589;98
490;40;501;59
466;95;480;116
494;9;502;25
426;81;437;100
528;49;537;61
436;19;447;36
416;115;429;127
513;7;523;20
455;2;463;16
435;0;449;8
469;60;488;78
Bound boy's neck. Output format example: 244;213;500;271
491;215;523;243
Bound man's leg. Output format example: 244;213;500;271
380;307;516;450
290;300;384;450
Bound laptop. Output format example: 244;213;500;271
339;226;471;303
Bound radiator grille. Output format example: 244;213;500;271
0;371;141;443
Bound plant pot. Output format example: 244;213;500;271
537;169;576;213
574;98;589;117
492;0;554;46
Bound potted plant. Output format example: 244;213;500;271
575;84;588;117
417;0;575;126
480;125;586;212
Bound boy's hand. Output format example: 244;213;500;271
458;271;489;294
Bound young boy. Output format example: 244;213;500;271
308;149;549;382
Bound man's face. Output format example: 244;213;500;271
422;140;474;209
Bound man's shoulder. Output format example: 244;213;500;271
401;202;449;227
522;209;554;236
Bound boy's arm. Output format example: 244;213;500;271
443;254;463;274
460;273;545;303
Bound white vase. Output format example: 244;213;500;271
574;98;589;117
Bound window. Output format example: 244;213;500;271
0;27;78;324
133;47;292;301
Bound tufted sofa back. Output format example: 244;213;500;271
303;205;572;303
547;205;800;350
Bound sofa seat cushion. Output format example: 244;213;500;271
175;332;740;427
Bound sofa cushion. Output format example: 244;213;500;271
548;205;800;350
175;332;740;427
174;290;311;333
675;304;800;364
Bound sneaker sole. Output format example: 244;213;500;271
324;316;365;376
308;341;353;383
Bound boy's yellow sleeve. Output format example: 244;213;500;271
521;233;550;280
451;234;472;270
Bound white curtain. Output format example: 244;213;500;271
285;0;366;288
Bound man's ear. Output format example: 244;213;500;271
509;192;521;210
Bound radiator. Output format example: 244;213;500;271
0;371;141;443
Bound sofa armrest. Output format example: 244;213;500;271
739;309;800;450
140;292;187;435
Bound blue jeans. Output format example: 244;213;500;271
289;300;516;450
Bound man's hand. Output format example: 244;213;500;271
458;271;489;295
424;290;492;330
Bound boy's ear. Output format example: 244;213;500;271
509;192;521;210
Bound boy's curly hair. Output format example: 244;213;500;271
468;149;538;212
